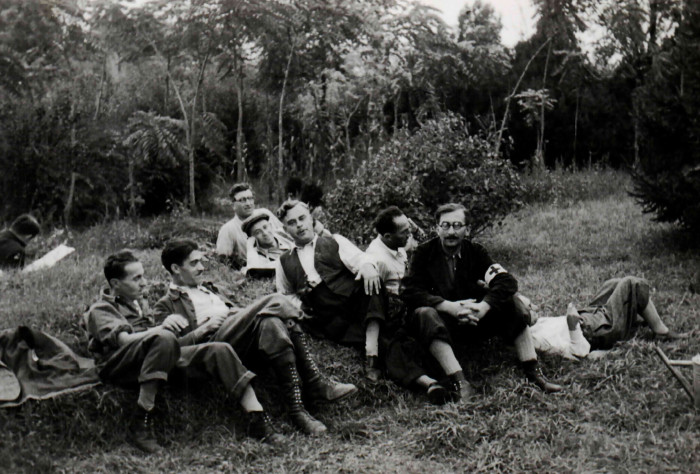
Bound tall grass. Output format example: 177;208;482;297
1;170;698;473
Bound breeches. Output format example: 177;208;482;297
301;281;385;346
98;330;180;387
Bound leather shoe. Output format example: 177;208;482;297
247;411;285;444
525;366;563;393
447;371;474;403
306;379;358;402
364;355;381;383
427;383;451;405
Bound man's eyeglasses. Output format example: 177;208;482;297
234;196;254;203
438;222;466;231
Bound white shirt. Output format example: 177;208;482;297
275;234;376;305
171;283;230;326
216;208;286;258
530;316;591;360
365;236;407;296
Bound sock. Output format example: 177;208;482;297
415;375;437;389
514;327;537;362
429;340;462;376
239;384;264;413
365;321;380;357
641;300;670;334
137;381;159;412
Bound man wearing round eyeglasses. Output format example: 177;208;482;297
402;203;562;400
216;183;288;267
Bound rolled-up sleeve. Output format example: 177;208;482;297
87;304;132;350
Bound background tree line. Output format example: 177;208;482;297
0;0;697;234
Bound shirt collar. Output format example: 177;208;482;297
295;234;318;251
374;236;406;260
440;243;461;260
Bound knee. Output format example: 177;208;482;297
259;317;289;338
414;306;440;323
149;329;180;355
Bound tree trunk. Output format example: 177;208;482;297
573;89;579;166
535;42;552;171
93;56;107;120
278;42;296;190
64;172;77;229
128;157;136;216
164;54;170;113
236;59;245;181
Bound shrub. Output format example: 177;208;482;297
325;113;523;243
631;2;700;234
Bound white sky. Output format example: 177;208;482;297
420;0;537;47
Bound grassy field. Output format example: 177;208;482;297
1;171;698;473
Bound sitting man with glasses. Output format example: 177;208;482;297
216;183;290;268
401;203;563;400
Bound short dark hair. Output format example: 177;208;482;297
374;206;405;235
230;182;252;199
300;183;324;209
277;199;308;221
161;239;198;274
11;214;41;237
104;250;139;283
435;203;467;223
285;177;303;198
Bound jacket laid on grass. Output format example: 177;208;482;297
401;237;518;313
0;229;27;269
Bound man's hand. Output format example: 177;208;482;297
460;300;490;324
160;314;189;334
199;313;228;333
566;303;583;330
356;262;381;295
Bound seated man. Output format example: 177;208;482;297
153;239;356;436
85;250;283;453
274;200;386;381
241;211;293;277
365;206;455;404
0;214;41;269
530;276;686;359
402;203;563;398
216;183;288;267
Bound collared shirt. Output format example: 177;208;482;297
441;246;461;287
169;283;229;326
530;316;591;360
244;233;293;272
365;236;407;296
274;234;376;304
216;208;286;258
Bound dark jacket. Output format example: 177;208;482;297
0;229;26;269
152;282;238;347
279;236;356;297
401;237;517;313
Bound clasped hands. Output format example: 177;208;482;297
442;299;491;325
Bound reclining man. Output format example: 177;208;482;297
401;203;563;399
153;239;356;436
529;276;687;359
274;200;386;381
0;214;41;270
216;183;289;267
241;211;293;277
85;250;283;453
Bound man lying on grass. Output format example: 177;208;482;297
529;276;687;359
85;250;284;453
274;200;386;383
401;203;563;399
153;239;356;437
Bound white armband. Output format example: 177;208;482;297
484;263;507;285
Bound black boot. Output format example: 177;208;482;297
447;370;474;403
522;360;563;393
127;406;161;454
274;362;327;435
247;411;285;445
290;330;358;402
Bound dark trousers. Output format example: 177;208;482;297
301;281;385;346
98;330;180;387
213;294;298;368
409;297;528;353
580;276;651;350
177;342;255;400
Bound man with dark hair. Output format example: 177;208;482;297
0;214;41;269
365;206;452;404
402;203;562;399
275;200;386;382
216;183;288;266
154;239;356;436
85;250;283;453
242;211;293;276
